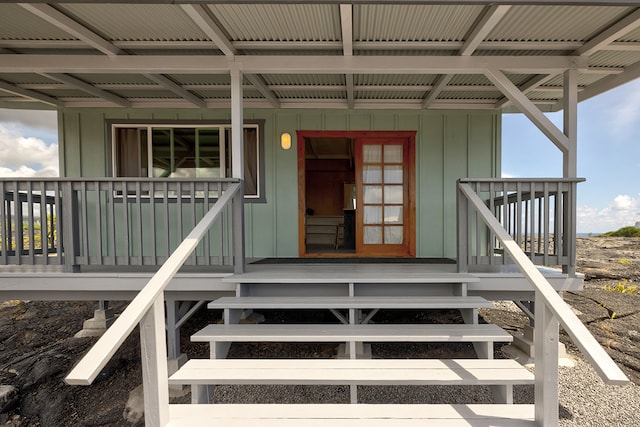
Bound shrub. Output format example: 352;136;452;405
599;226;640;237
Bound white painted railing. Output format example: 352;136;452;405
0;178;240;271
65;182;243;426
458;181;628;426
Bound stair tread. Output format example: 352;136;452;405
169;358;534;385
208;295;492;310
192;323;513;342
168;404;536;426
222;266;479;284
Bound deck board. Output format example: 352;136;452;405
168;404;536;426
223;263;477;284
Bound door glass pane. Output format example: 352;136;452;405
384;165;403;184
364;206;382;224
384;185;403;204
364;226;382;244
363;145;382;163
384;226;403;244
363;165;382;183
363;186;382;204
151;128;173;178
384;145;403;163
384;206;403;224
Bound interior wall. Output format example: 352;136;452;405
58;108;501;259
305;159;354;217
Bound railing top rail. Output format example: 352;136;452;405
65;182;241;386
0;177;241;183
459;178;585;184
458;181;628;386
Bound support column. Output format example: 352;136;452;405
74;300;115;338
534;291;559;426
563;68;578;178
230;65;246;273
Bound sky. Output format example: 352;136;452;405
0;78;639;233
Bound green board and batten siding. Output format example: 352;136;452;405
58;108;501;259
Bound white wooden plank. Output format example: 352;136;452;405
169;359;533;386
222;265;479;284
168;404;536;426
191;324;513;343
207;296;492;310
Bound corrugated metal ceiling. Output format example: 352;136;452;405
0;2;638;110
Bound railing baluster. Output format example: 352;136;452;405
0;181;7;265
26;181;35;264
108;181;116;265
39;181;48;265
177;183;183;250
54;181;64;265
95;182;103;264
136;181;143;266
163;181;170;261
149;181;157;265
218;182;224;266
190;181;197;265
543;182;550;266
14;181;22;265
203;182;211;264
80;181;89;266
529;182;535;262
122;182;130;265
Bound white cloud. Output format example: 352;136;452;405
0;108;57;131
0;124;59;177
577;194;640;233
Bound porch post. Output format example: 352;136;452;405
563;69;578;276
563;69;578;178
534;291;559;426
230;66;246;273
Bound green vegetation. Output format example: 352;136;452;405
599;226;640;237
603;280;638;296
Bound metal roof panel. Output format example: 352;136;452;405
63;4;208;41
355;4;483;42
487;5;631;42
0;4;79;41
207;4;340;42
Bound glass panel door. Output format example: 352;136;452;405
356;138;410;256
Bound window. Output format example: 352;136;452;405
112;122;262;199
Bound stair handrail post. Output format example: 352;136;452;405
456;179;468;273
232;180;246;274
457;180;628;425
62;180;80;273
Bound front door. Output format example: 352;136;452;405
356;137;413;257
298;130;415;257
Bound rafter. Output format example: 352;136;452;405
143;74;206;108
575;8;640;56
459;5;512;56
19;3;121;56
0;79;62;107
180;4;236;57
244;74;280;108
422;5;510;108
1;55;588;74
340;4;354;109
422;75;453;109
42;73;131;107
495;74;556;108
485;69;569;152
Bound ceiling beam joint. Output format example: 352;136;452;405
144;74;207;108
18;3;121;56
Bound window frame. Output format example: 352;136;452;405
108;119;266;202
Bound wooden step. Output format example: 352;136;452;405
222;265;479;284
207;295;493;310
167;403;536;426
169;358;534;386
192;323;513;344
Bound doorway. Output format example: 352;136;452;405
297;131;415;257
